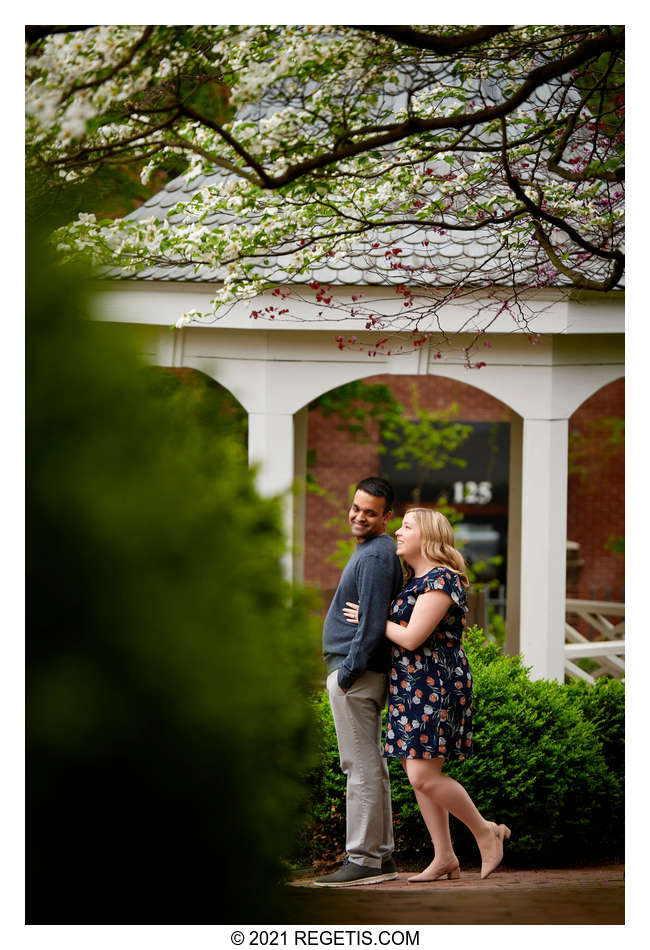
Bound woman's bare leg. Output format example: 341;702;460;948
401;761;458;880
405;757;508;877
408;801;460;880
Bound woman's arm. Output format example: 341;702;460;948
344;590;453;652
385;590;452;651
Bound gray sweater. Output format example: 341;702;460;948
323;533;403;690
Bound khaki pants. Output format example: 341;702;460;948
326;669;394;869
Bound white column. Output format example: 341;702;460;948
292;407;308;585
248;409;307;582
248;411;295;498
505;415;523;658
518;418;569;680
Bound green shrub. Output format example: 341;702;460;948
299;627;624;869
564;675;625;777
27;235;320;922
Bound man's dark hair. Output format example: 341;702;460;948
355;476;394;513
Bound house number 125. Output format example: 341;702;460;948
453;481;493;504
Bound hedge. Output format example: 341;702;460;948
296;626;624;869
27;235;320;923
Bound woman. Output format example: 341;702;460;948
343;507;510;881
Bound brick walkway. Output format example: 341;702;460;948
281;865;624;925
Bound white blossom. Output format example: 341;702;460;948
27;24;623;330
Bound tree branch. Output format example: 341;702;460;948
44;112;182;167
355;25;513;53
500;117;624;264
547;52;623;183
532;222;623;290
243;30;624;189
179;103;276;188
26;25;95;44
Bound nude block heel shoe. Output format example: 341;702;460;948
408;863;462;883
480;823;512;880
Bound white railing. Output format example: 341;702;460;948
565;599;625;684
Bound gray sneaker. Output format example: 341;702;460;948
314;858;398;887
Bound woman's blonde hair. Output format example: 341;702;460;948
402;507;469;587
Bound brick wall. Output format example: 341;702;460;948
305;408;381;592
566;377;625;602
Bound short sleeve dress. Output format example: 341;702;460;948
384;567;473;761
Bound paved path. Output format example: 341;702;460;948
280;865;624;925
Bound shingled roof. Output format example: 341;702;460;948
102;165;621;290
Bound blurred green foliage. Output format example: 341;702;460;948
310;379;402;442
26;231;320;922
379;395;472;490
605;534;624;555
568;416;624;483
310;381;472;482
25;143;191;235
486;608;506;647
298;628;623;870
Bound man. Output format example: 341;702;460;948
315;477;403;887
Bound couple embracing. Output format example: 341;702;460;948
315;477;510;887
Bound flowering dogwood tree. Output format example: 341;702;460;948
26;25;624;361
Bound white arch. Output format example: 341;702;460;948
568;373;625;418
175;328;624;421
93;286;624;422
153;339;624;423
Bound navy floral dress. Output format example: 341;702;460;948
384;567;473;761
